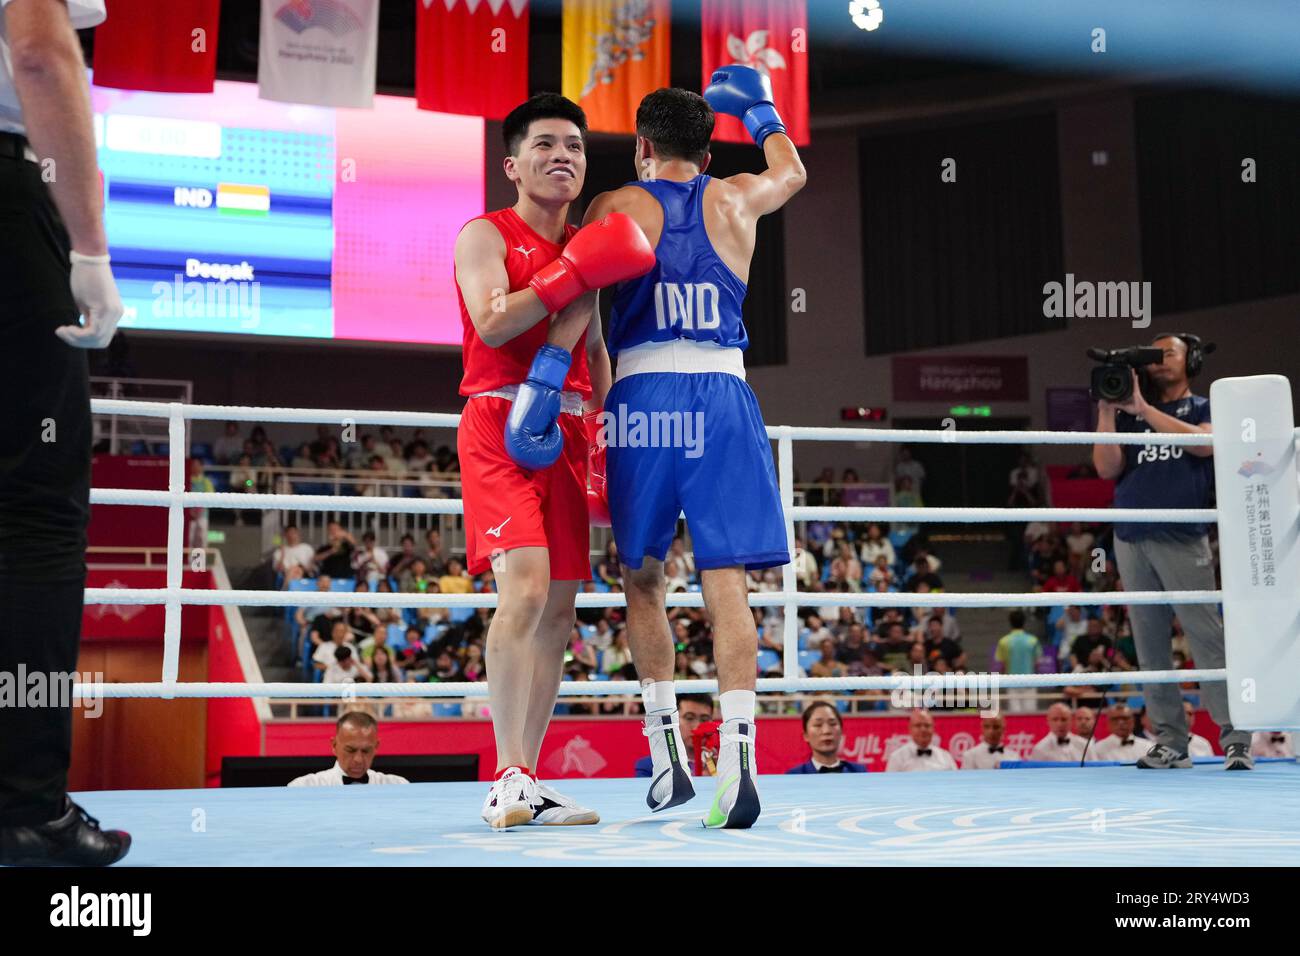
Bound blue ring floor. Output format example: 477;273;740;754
74;762;1300;867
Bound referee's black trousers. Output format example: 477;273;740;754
0;147;93;827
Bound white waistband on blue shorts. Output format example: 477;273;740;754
614;339;746;382
469;384;584;416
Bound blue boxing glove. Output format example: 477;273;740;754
505;344;572;469
703;64;786;148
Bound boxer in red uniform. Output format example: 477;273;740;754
453;94;653;828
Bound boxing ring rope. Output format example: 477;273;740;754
82;398;1257;701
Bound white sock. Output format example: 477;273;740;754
720;689;756;725
642;680;676;716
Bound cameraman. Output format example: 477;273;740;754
1092;334;1252;770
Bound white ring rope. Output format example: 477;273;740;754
70;669;1225;700
85;398;1247;701
85;587;1222;609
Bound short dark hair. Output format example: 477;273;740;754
502;93;587;156
678;693;713;710
1009;610;1026;629
636;88;714;166
801;700;842;732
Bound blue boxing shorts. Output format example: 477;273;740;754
604;357;788;572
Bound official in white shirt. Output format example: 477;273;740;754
288;712;408;786
273;524;316;583
961;714;1021;769
1029;703;1095;762
886;710;956;771
1092;704;1155;763
1250;731;1296;759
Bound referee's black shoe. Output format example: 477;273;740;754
1136;744;1193;769
0;797;131;866
1223;742;1255;771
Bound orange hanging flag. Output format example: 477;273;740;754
562;0;670;135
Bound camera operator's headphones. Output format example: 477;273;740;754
1151;332;1214;379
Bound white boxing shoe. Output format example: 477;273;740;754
643;712;696;812
529;781;600;825
480;767;539;830
702;719;761;829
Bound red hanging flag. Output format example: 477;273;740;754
92;0;221;94
416;0;529;120
701;0;809;146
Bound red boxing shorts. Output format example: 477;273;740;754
458;395;591;581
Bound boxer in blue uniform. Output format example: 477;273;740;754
546;68;806;828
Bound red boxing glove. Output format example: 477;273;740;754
529;213;656;314
584;409;611;528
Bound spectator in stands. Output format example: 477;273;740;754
345;433;379;471
1055;605;1090;653
380;438;407;474
315;521;356;579
287;713;408;785
868;555;894;589
810;638;847;679
186;459;214;550
595;541;621;587
1029;703;1093;762
421;529;446;576
787;701;866;773
905;642;928;674
792;536;818;588
350;531;389;591
324;645;372;685
837;623;868;666
1043;559;1081;593
438;558;473;596
634;695;713;776
886;710;955;771
345;582;382;639
1007;452;1042;507
1065;522;1096;576
274;524;316;585
229;453;258;512
298;575;343;658
400;559;432;594
429;649;462;682
407;440;434;473
369;646;402;684
832;540;863;585
1092;704;1153;763
894;447;926;498
858;523;895;568
356;456;391;497
664;557;689;592
1086;556;1120;592
214;421;244;464
667;535;695;577
960;715;1020;770
1063;645;1113;710
905;557;943;592
602;629;633;675
892;476;922;540
878;621;912;672
291;442;314;470
462;644;486;682
248;426;280;467
387;534;420;581
920;616;962;668
1251;731;1295;759
831;607;860;637
315;619;358;675
1184;701;1215;757
1069;617;1112;669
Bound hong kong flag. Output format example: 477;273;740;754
701;0;809;146
416;0;529;120
91;0;221;93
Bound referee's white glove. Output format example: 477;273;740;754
57;250;125;349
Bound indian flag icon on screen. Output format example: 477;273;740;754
216;182;271;217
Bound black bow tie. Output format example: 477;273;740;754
916;748;932;756
1271;734;1287;743
342;774;368;785
816;763;841;773
988;746;1004;753
1057;737;1071;745
1121;738;1135;746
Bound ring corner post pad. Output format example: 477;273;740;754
1210;374;1300;731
